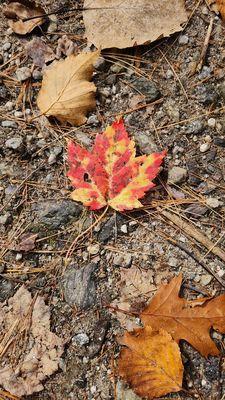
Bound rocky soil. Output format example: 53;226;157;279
1;0;225;399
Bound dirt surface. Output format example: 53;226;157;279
1;0;225;399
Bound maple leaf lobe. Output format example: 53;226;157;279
141;274;225;356
67;119;166;211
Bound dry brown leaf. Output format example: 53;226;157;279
37;51;99;126
25;38;55;68
141;274;225;356
118;326;183;399
4;1;46;35
110;267;156;330
0;286;64;397
10;232;38;252
83;0;187;49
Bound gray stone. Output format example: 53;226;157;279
5;136;23;150
2;42;11;51
87;244;100;255
73;333;89;346
5;101;13;111
201;274;213;286
0;280;14;302
179;35;189;45
62;263;97;310
132;131;158;154
14;111;23;118
168;166;187;184
187;120;204;135
75;131;92;147
206;197;222;208
5;184;19;196
113;253;132;268
87;115;99;125
2;120;17;128
16;67;31;82
48;146;62;165
32;69;42;80
207;118;216;128
132;77;160;103
34;200;83;230
94;57;107;71
0;212;11;225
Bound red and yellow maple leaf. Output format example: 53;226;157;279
67;119;166;211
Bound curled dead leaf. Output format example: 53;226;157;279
10;232;38;252
118;326;183;399
37;51;99;126
4;1;46;35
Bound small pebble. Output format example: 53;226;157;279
5;136;23;150
16;67;31;82
2;42;11;51
206;197;222;208
120;224;128;234
72;333;89;346
15;253;23;261
32;69;42;80
200;143;210;153
5;101;13;111
178;35;189;45
87;244;100;255
113;253;132;268
207;118;216;128
0;212;11;225
14;111;23;118
201;274;213;286
168;166;187;184
166;69;173;79
2;120;17;128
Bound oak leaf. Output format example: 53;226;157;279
118;326;183;399
4;1;46;35
83;0;187;49
67;119;166;211
37;51;99;126
141;274;225;356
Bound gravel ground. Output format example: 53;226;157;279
1;1;225;399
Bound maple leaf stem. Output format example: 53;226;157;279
64;205;109;263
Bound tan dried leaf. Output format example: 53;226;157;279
110;267;156;330
118;326;183;399
4;1;46;35
83;0;187;49
37;51;99;126
0;286;64;397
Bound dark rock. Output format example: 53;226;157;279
0;279;14;302
206;149;217;162
33;200;82;230
214;137;225;147
187;160;202;186
132;77;160;103
89;319;109;357
184;204;208;218
62;263;97;310
98;214;126;243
